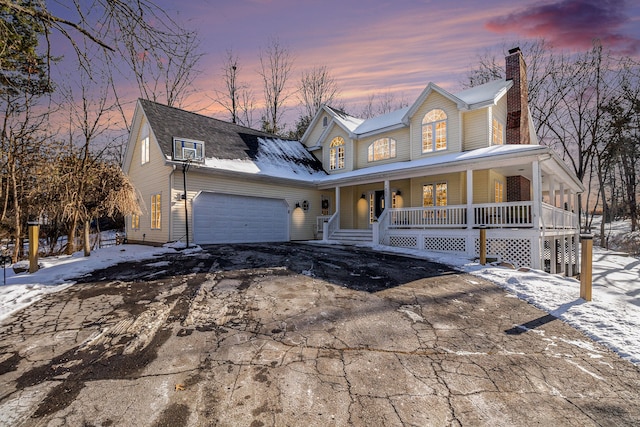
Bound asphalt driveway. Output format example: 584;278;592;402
1;242;639;426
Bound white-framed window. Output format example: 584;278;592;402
368;137;396;162
329;137;345;170
131;214;140;230
422;109;447;153
493;118;504;145
151;194;161;229
423;182;447;207
495;180;504;203
173;138;204;162
141;123;150;165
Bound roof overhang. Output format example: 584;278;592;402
165;159;321;188
316;145;584;192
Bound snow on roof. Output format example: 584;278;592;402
354;106;410;135
454;80;512;107
330;109;364;132
202;137;327;181
319;144;545;184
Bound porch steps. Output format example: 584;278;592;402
329;229;373;244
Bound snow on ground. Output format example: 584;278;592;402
0;245;172;322
1;226;639;366
378;243;640;366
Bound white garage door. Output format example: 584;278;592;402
192;192;290;244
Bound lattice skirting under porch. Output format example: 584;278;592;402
473;237;531;269
383;229;579;273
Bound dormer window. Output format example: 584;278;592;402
422;109;447;153
368;137;396;162
329;137;345;170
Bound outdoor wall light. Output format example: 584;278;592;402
295;202;301;209
396;190;402;196
361;193;366;199
302;200;309;211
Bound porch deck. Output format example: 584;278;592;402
318;201;579;275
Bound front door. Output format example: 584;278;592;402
374;190;385;219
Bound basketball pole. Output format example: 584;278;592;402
182;159;191;248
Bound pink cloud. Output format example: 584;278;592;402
486;0;640;54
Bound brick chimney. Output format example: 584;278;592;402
505;47;530;145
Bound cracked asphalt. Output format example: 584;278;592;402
1;242;639;426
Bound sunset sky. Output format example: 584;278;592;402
54;0;640;129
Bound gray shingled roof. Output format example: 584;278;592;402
139;99;325;175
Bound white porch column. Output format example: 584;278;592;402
532;160;541;230
335;186;341;230
384;180;390;212
548;175;556;208
466;169;476;257
531;160;542;270
550;237;557;274
466;169;473;230
559;182;566;275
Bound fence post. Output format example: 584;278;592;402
580;234;593;301
28;222;39;273
479;226;487;265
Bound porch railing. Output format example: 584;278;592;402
473;201;533;228
322;211;339;240
389;206;467;228
319;201;576;238
541;203;575;229
316;215;332;233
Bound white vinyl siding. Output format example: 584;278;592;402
410;173;463;206
356;129;410;169
125;116;171;244
303;112;332;148
171;171;324;243
410;92;460;159
463;109;489;151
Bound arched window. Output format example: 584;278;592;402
368;138;396;162
422;109;447;152
329;137;345;170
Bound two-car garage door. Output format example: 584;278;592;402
192;192;289;244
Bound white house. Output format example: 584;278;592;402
122;47;583;275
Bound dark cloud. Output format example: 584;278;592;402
486;0;640;54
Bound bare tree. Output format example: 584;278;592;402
0;90;51;262
258;37;294;135
119;25;202;108
214;49;256;127
298;65;341;119
464;41;621;232
359;90;408;119
58;65;117;255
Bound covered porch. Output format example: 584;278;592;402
317;146;583;275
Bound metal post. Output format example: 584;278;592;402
580;234;593;301
182;161;191;248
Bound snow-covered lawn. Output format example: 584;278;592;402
1;236;639;366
